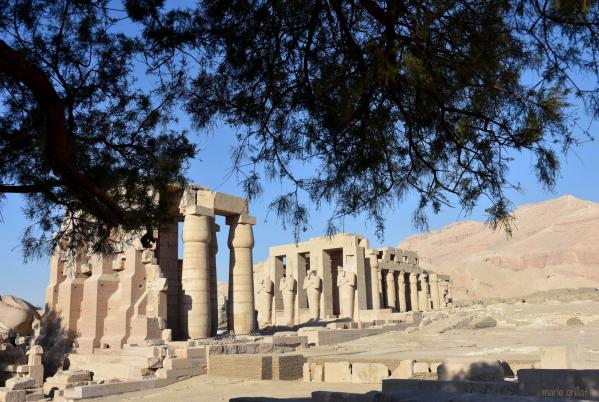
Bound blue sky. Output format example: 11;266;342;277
1;5;598;305
2;114;597;306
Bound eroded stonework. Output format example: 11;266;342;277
46;185;256;352
253;233;452;326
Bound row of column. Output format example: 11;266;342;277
180;211;256;339
381;271;448;312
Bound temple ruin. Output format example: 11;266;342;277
45;185;256;352
253;233;452;327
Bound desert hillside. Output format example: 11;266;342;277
399;195;599;300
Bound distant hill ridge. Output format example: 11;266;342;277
398;195;599;300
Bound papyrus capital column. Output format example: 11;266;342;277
180;206;213;339
409;273;419;311
397;271;407;312
429;273;441;310
227;214;256;335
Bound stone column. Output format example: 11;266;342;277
429;273;441;310
418;274;430;311
337;270;356;319
303;270;321;320
367;251;381;310
209;221;219;336
181;211;212;339
385;271;396;310
226;214;257;335
397;271;407;312
409;273;419;311
280;275;296;326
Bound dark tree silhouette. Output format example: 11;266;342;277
133;0;598;238
2;0;599;255
0;0;195;257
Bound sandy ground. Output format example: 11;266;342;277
301;299;599;366
95;375;378;401
95;296;599;401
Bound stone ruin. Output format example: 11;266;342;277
46;184;256;352
253;233;453;327
0;296;44;401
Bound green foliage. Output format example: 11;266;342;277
136;0;597;238
0;0;195;258
2;0;599;256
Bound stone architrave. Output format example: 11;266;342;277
303;270;322;320
419;274;430;311
256;274;274;326
385;271;396;310
337;269;356;319
397;271;407;312
409;273;419;311
280;275;297;326
429;273;441;310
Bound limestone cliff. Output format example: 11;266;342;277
399;195;599;300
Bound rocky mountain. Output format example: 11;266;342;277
398;195;599;300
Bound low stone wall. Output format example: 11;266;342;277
208;354;304;381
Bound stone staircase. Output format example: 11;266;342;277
66;343;207;382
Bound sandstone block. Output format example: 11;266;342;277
351;363;390;383
540;346;575;369
468;316;497;329
413;362;430;373
5;378;36;391
390;360;414;379
0;389;25;402
162;357;192;370
323;362;351;383
310;363;324;382
272;354;304;380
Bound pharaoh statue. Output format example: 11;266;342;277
279;274;296;326
302;270;321;320
256;273;274;326
336;268;356;319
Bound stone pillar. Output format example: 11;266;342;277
429;273;441;310
337;270;356;319
209;221;219;336
280;275;296;326
367;251;381;310
180;211;212;339
385;271;396;310
397;271;407;312
303;270;322;320
441;280;450;308
227;214;257;335
418;274;430;311
256;273;274;326
409;273;419;311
